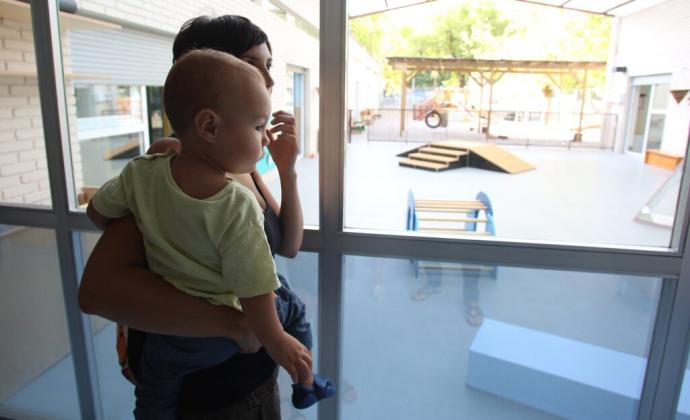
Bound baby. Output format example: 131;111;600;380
87;49;334;419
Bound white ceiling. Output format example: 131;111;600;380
348;0;437;18
347;0;670;18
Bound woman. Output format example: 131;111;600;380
79;15;303;419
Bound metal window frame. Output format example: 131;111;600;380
0;0;686;419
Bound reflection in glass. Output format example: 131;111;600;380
652;83;670;110
647;114;666;151
0;17;52;207
675;344;690;419
276;253;318;420
78;229;318;420
342;255;660;420
0;225;80;419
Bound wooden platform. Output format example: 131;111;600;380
398;140;534;174
645;149;684;170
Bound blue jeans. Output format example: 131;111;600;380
134;276;312;420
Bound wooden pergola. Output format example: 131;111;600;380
387;57;607;138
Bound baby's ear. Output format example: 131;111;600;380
194;108;219;144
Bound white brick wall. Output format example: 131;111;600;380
77;0;321;153
0;17;82;206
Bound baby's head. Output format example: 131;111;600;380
163;49;271;173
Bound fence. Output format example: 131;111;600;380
363;108;618;150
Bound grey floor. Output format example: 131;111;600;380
1;139;683;419
0;247;675;420
267;137;674;247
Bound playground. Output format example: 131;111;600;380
266;137;677;248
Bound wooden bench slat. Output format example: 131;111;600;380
418;216;488;223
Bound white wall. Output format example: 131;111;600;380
76;0;321;154
347;37;383;118
611;0;690;155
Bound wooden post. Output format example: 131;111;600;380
475;73;485;133
486;72;495;139
575;69;588;142
400;69;407;137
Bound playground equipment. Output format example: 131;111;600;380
636;164;682;228
412;87;477;129
407;190;497;278
398;140;536;173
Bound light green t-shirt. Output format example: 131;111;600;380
90;150;280;310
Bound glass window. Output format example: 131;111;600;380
342;255;661;420
78;229;319;420
652;83;671;111
676;344;690;419
275;252;318;420
61;2;319;226
0;17;52;207
75;85;140;118
345;0;688;248
0;225;80;419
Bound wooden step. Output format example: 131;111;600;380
416;200;484;206
399;158;448;171
104;139;139;160
416;200;483;206
416;203;486;211
416;208;486;213
419;228;491;235
419;147;469;157
430;141;474;152
408;152;459;164
418;216;488;223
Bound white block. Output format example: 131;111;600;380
466;319;686;419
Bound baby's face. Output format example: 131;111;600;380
215;79;271;174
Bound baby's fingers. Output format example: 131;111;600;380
296;357;312;384
286;364;299;384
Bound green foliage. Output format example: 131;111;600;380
348;1;611;94
548;15;611;93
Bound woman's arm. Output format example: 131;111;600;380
260;110;304;258
79;213;260;351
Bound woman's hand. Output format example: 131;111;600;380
267;110;299;174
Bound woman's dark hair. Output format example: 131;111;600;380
172;15;272;62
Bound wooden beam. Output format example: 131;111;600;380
575;69;589;142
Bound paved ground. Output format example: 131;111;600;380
267;137;675;247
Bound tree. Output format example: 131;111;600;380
405;2;512;87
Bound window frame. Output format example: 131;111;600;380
0;1;688;419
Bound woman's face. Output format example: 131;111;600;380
239;43;274;93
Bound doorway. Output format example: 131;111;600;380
626;78;671;154
286;67;307;156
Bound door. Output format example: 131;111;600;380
286;68;306;156
626;79;670;154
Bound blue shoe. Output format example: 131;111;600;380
292;374;336;409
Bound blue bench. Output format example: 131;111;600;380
467;319;690;419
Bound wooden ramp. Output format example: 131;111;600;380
432;141;535;174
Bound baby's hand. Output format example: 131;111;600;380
266;333;312;384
